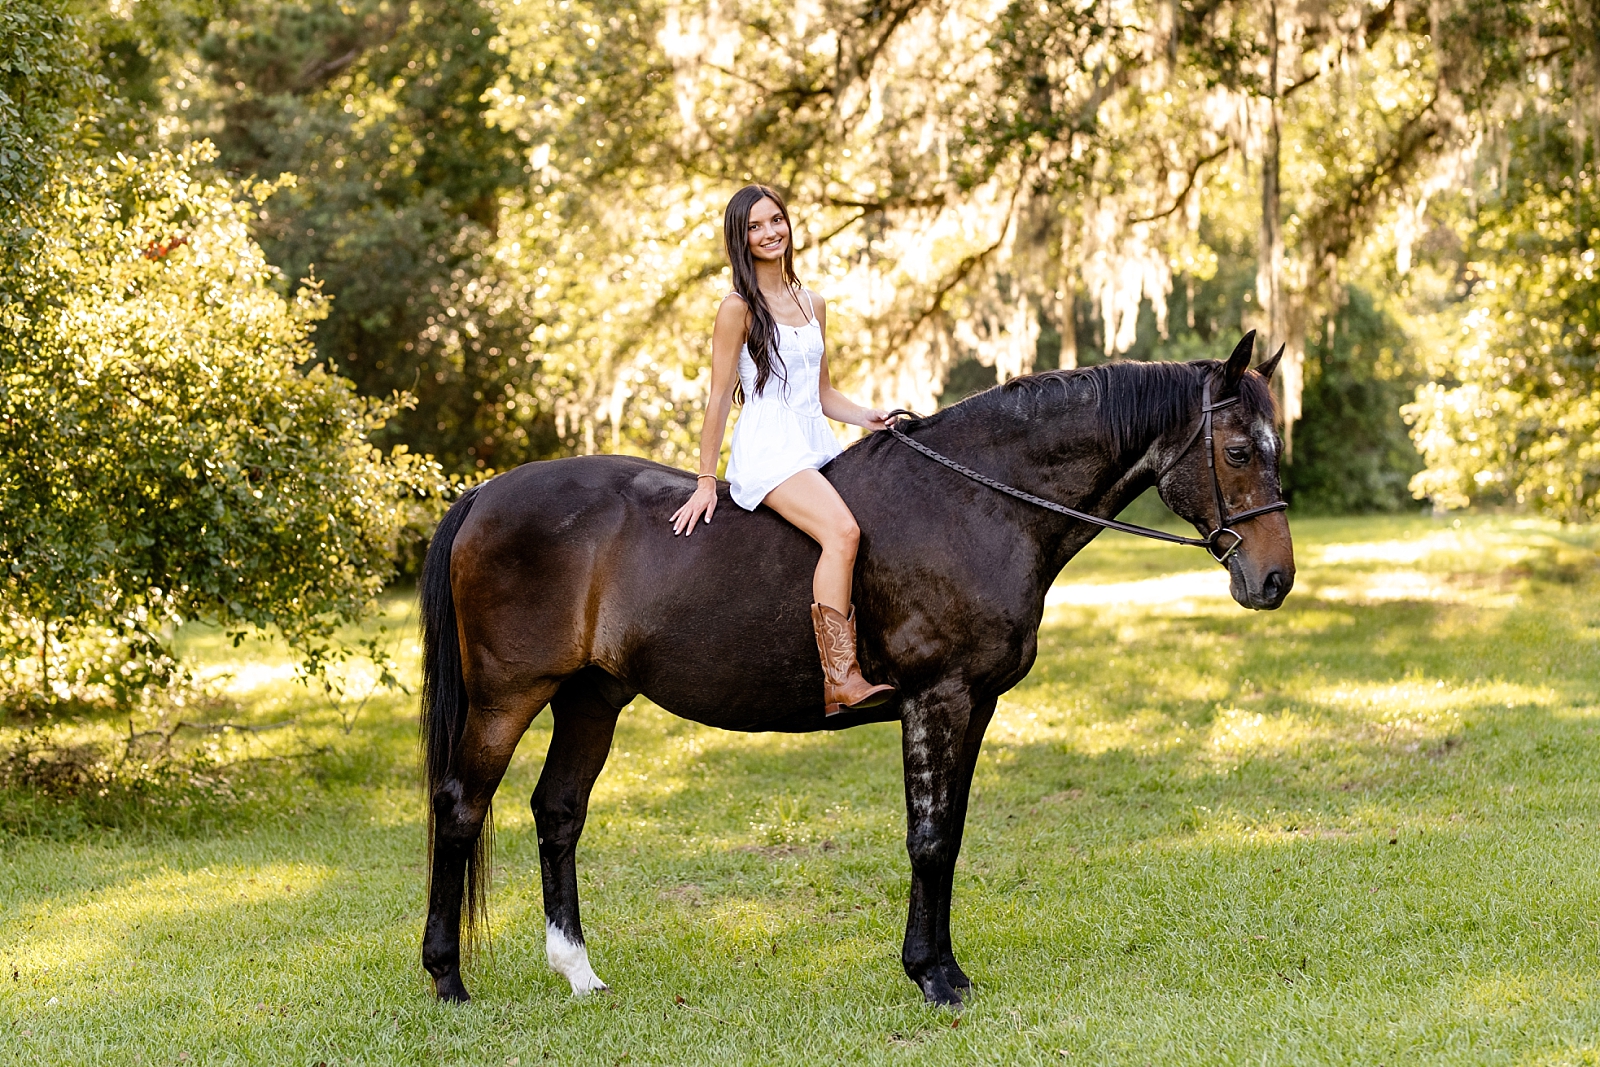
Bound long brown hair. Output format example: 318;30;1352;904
723;184;803;400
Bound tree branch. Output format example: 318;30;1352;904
702;63;833;103
815;208;869;246
882;181;1026;361
823;193;948;212
847;0;931;84
1280;0;1396;102
1126;145;1229;224
1301;95;1445;290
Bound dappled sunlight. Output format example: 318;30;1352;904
1205;707;1317;762
1308;525;1557;570
8;518;1600;1063
10;0;1600;1047
497;705;907;861
194;661;300;695
1318;531;1471;566
583;717;815;811
988;703;1184;759
1309;520;1597;582
5;861;338;978
1306;679;1547;723
1308;568;1518;607
1278;605;1361;634
1046;569;1231;607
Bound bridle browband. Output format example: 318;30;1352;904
883;374;1289;566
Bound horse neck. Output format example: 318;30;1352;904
911;372;1184;567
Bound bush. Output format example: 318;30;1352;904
1406;144;1600;521
0;0;101;207
0;143;447;711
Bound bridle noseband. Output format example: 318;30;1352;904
884;374;1289;566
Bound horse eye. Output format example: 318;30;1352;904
1225;447;1251;467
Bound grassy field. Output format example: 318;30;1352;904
3;513;1600;1065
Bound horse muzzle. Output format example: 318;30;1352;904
1229;556;1294;610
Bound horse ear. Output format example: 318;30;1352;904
1223;331;1256;389
1256;344;1285;382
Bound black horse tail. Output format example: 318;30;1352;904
420;485;489;944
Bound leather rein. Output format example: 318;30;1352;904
884;375;1289;566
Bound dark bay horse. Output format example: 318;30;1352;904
419;335;1294;1006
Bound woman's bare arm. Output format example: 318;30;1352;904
670;295;746;535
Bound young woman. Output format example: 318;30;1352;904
670;184;896;716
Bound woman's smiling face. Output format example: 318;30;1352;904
746;196;790;261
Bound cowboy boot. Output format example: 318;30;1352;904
811;603;896;716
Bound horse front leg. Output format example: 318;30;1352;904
423;684;555;1002
532;675;621;994
930;695;996;993
899;683;987;1006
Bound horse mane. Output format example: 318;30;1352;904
924;359;1278;457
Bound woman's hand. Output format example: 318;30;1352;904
861;408;894;432
671;479;719;536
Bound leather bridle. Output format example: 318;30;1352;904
884;374;1289;566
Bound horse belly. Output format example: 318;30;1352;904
590;506;829;729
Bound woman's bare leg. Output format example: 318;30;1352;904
762;468;859;611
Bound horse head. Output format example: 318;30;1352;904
1155;332;1295;610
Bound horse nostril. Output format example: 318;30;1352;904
1261;570;1289;602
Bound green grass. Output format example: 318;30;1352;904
4;513;1600;1065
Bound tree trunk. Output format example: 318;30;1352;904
1256;0;1301;459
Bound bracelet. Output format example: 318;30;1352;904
696;474;717;481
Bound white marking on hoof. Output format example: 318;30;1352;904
546;922;608;995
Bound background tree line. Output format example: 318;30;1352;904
3;0;1597;708
81;0;1596;513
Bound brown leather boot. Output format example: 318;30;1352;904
811;603;896;716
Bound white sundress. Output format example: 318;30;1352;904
726;291;843;510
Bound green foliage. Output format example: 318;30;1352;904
0;142;446;709
78;0;1559;512
1399;0;1600;519
1408;120;1600;519
939;255;1424;514
79;0;537;470
0;0;103;205
164;0;535;471
1284;289;1424;514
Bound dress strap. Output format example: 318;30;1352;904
801;288;817;324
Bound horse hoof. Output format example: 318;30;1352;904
942;962;972;992
918;973;963;1007
433;974;471;1003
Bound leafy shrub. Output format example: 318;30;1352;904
0;0;101;207
0;143;448;711
1403;67;1600;521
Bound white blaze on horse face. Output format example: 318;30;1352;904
547;922;608;995
1254;419;1278;461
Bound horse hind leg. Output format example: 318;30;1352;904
423;681;558;1002
534;667;627;995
